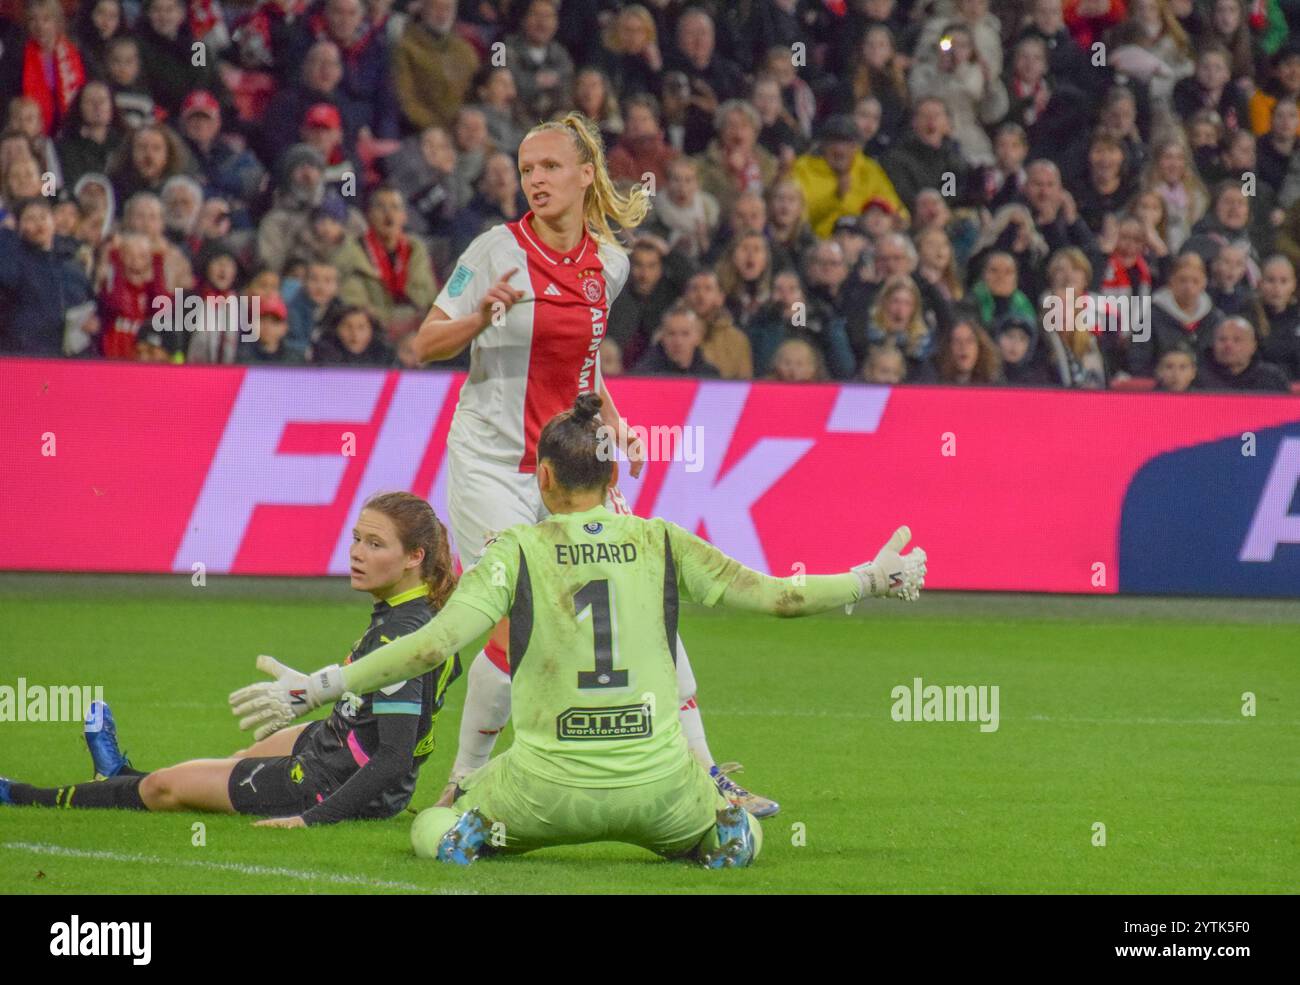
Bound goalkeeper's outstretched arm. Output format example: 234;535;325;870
231;526;926;738
679;524;927;616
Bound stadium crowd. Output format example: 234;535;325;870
1;0;1299;392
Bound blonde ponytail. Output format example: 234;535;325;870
525;112;650;249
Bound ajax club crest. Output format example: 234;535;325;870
579;271;603;303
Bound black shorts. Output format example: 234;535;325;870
227;731;340;817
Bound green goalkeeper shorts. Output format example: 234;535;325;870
453;747;733;859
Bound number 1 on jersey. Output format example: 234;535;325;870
574;580;627;689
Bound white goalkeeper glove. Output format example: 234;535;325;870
228;655;345;741
850;525;927;607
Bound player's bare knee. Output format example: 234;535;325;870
140;768;179;810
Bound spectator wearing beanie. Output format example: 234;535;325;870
992;311;1056;386
283;189;356;272
258;144;364;273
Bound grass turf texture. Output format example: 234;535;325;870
0;575;1296;894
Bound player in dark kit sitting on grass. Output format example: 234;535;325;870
1;493;461;827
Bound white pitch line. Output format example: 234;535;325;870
706;708;1297;726
2;841;473;894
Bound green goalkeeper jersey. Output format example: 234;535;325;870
338;504;865;789
452;504;741;788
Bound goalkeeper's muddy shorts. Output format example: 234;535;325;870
452;748;736;859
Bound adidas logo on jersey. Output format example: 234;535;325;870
544;283;561;296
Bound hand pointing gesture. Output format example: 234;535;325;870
478;267;529;329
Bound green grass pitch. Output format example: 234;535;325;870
1;575;1296;894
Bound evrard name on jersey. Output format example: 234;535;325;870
554;542;638;565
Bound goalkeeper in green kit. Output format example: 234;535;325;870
230;394;927;868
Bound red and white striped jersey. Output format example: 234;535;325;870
435;212;631;473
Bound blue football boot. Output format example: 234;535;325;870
436;809;494;865
701;806;759;869
84;701;132;779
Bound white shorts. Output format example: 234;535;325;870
446;436;634;570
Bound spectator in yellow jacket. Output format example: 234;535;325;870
791;114;907;239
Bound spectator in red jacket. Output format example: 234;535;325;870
98;231;169;360
13;0;86;136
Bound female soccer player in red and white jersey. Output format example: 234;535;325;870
412;112;778;816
